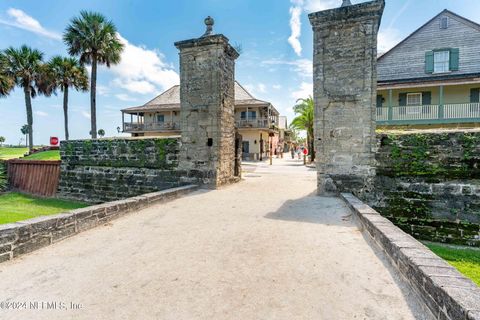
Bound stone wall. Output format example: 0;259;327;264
58;138;188;203
374;131;480;246
309;0;385;197
342;193;480;320
0;185;198;264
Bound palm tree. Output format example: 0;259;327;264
0;54;14;97
2;46;45;151
20;124;29;148
63;11;124;139
44;56;89;140
291;96;315;162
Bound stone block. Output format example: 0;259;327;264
12;236;51;257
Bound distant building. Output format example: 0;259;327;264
377;10;480;128
121;82;282;160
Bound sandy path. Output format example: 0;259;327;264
0;157;429;319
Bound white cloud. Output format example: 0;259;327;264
258;83;266;93
303;0;340;12
262;58;312;78
111;34;179;95
291;82;313;100
97;85;109;96
115;93;137;102
288;5;303;57
0;8;61;40
81;111;91;120
35;111;48;117
378;28;402;55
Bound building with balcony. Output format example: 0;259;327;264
121;81;281;160
377;10;480;128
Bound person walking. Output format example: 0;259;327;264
290;145;295;159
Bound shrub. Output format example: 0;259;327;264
0;161;6;192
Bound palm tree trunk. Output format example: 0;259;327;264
90;56;97;139
23;86;33;152
63;86;69;141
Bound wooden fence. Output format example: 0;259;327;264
7;160;61;197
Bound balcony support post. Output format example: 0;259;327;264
439;85;444;120
387;89;393;121
122;112;125;132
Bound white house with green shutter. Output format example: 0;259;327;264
376;9;480;127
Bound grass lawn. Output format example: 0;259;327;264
0;192;88;224
426;242;480;286
23;150;60;160
0;147;28;160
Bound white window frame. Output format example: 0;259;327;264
406;93;422;114
434;50;450;73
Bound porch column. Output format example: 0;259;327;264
122;112;125;131
439;85;444;120
388;89;393;121
246;106;249;122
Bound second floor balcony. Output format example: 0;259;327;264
123;121;181;133
376;102;480;125
236;118;272;129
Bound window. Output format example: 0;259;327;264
434;50;450;73
440;17;449;29
407;93;422;106
240;111;257;119
157;114;164;123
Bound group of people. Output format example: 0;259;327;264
290;144;306;160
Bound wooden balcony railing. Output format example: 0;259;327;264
376;103;480;125
236;118;270;128
123;122;181;132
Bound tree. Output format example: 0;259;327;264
20;124;29;147
0;136;5;146
64;11;124;139
0;54;14;97
2;46;45;151
43;56;89;141
291;96;315;162
97;129;105;138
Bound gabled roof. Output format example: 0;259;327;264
122;81;275;114
378;9;480;61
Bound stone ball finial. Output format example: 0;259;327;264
341;0;352;7
202;16;214;37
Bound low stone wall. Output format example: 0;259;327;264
341;193;480;320
0;185;198;264
374;131;480;246
58;138;184;203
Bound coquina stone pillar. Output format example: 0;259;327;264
309;0;385;197
175;17;240;188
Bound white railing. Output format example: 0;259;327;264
236;118;270;128
376;103;480;123
123;122;181;132
444;103;480;119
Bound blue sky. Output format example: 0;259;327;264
1;0;480;145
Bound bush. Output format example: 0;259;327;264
0;161;7;192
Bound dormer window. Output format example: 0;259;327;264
440;16;449;29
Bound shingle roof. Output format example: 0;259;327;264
122;81;275;113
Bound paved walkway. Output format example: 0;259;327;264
0;157;428;319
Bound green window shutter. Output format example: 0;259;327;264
470;88;480;103
399;93;407;106
376;95;383;108
422;92;432;105
450;48;459;71
425;51;434;74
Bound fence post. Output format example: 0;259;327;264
388;89;393;121
438;85;444;120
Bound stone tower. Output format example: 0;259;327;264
309;0;385;197
175;17;240;188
